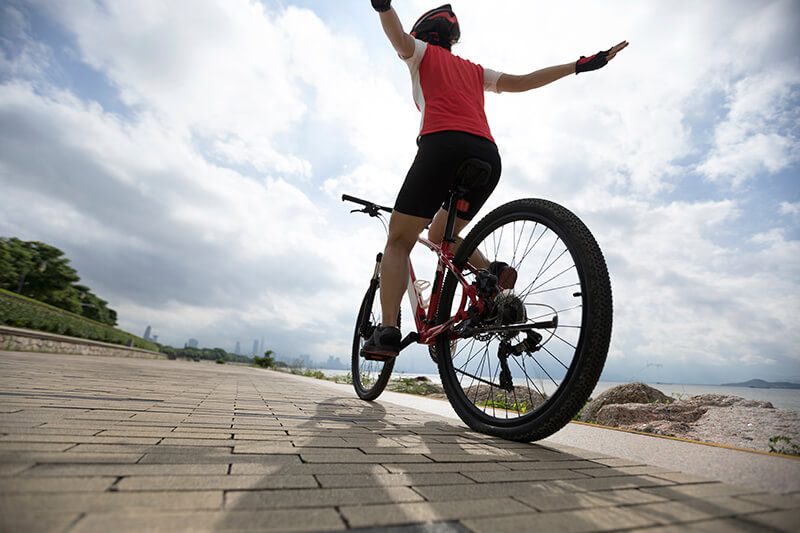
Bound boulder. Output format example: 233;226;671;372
591;392;775;435
580;382;672;422
680;394;773;409
595;402;708;429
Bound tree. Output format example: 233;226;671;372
254;349;275;368
0;238;119;325
0;238;36;291
75;284;118;326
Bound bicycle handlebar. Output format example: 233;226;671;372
342;194;392;216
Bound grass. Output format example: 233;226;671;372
768;435;800;456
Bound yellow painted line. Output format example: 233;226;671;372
569;420;800;460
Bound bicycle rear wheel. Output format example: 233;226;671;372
436;199;612;441
352;277;396;400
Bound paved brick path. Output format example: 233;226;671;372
1;351;798;532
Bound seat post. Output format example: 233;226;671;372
443;191;462;243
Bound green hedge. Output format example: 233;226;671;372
0;288;158;352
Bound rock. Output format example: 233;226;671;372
595;402;708;430
680;394;773;409
591;391;777;438
580;382;672;422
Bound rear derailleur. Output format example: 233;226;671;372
496;331;543;392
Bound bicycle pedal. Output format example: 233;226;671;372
362;353;394;362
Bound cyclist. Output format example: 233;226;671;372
362;1;628;357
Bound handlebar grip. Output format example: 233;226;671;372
341;194;369;206
342;194;392;213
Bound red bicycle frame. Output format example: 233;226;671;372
406;236;479;345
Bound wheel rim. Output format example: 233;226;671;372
441;210;591;426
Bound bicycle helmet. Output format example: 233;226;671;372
411;4;460;51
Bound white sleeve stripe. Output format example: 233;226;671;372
483;68;503;93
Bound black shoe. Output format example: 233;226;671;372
361;326;401;358
489;261;517;291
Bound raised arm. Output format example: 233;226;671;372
497;41;629;93
371;1;415;59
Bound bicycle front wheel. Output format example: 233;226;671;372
351;278;396;401
436;199;612;441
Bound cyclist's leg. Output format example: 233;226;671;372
427;209;489;269
380;210;430;327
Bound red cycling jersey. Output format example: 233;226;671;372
403;39;501;143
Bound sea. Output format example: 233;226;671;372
318;369;800;412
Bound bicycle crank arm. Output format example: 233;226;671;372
399;332;420;351
458;317;557;338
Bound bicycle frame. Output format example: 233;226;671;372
405;236;477;345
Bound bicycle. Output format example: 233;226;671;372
343;158;613;442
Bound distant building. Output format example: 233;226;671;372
252;340;259;356
187;338;199;348
143;325;152;341
235;341;241;355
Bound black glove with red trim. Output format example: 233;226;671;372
371;0;391;12
575;49;610;74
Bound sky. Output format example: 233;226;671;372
1;0;798;385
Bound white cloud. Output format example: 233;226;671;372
780;202;800;216
698;65;800;186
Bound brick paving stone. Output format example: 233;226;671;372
463;506;659;532
0;462;33;475
226;486;424;509
383;462;511;474
575;465;674;478
316;472;473;488
116;473;318;491
737;492;800;510
0;490;223;513
137;453;302;465
635;518;784;532
744;509;800;532
0;510;80;533
625;496;772;525
650;470;720;484
513;488;668;511
0;434;161;445
69;509;345;533
299;451;433;463
461;468;592;483
554;474;676;492
643;482;763;500
231;443;301;454
499;459;606;471
414;481;558;501
0;441;75;452
0;451;144;464
339;498;535;528
0;476;116;492
230;463;389;475
21;463;229;477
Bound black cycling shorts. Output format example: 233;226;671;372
393;131;501;221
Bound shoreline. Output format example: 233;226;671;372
276;367;800;456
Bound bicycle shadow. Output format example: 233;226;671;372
213;370;593;530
